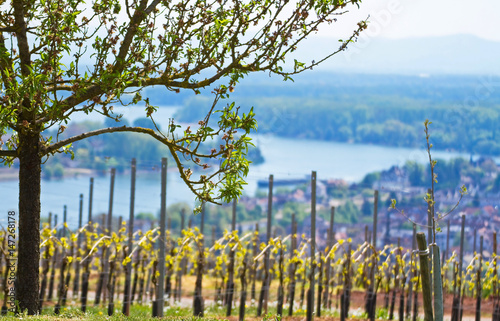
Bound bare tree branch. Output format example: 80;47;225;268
41;125;178;156
12;0;30;77
0;26;15;32
0;150;17;157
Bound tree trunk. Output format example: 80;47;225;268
17;130;42;314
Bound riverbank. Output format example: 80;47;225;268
0;167;96;182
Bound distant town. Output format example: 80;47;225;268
222;156;500;260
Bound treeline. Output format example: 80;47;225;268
174;73;500;156
396;156;498;191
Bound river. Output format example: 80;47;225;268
0;106;473;228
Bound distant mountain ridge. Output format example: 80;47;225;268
295;34;500;76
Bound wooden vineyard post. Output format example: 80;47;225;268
473;229;477;254
179;209;185;296
39;215;52;313
81;177;93;311
307;171;317;321
226;199;237;316
165;222;173;304
73;194;84;298
406;223;416;320
493;232;500;321
80;213;92;312
366;190;378;321
123;158;136;316
384;256;391;309
458;214;465;321
59;205;68;237
433;245;443;321
323;206;335;309
299;258;306;308
107;168;116;234
251;223;258;302
103;168;116;304
451;215;465;321
107;259;118;316
54;214;58;236
413;271;420;321
431;187;445;321
88;177;94;223
62;205;67;237
416;232;434;321
138;253;146;304
364;225;369;289
94;214;107;306
238;251;248;321
54;257;69;314
327;207;336;310
444;219;450;292
474;236;483;321
61;205;71;307
347;243;352;319
389;238;400;320
257;174;273;316
175;208;185;302
340;243;352;321
277;239;285;317
96;170;114;306
451;219;461;321
264;174;273;314
154;158;167;317
48;213;58;302
316;251;323;317
131;249;141;305
288;213;298;316
398;240;405;321
413;225;419;321
39;240;50;313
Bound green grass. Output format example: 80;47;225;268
1;304;225;320
0;300;404;320
0;302;346;320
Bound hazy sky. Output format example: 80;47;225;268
315;0;500;41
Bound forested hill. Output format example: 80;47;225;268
170;73;500;156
